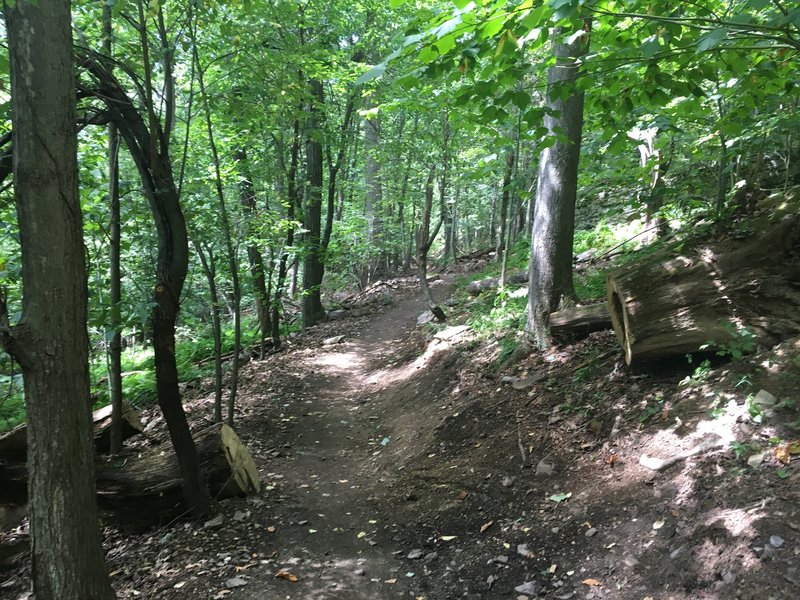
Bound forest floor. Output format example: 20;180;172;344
3;257;800;600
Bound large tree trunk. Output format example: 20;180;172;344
302;79;327;328
0;1;115;596
525;22;591;349
607;215;800;365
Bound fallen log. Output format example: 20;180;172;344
0;422;260;530
0;399;143;461
96;422;260;530
606;215;800;365
467;271;528;295
549;303;611;336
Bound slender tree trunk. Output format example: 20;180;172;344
193;34;242;425
235;148;271;358
103;1;123;455
194;243;223;422
364;101;384;282
416;168;444;316
302;79;326;327
272;121;300;349
497;149;515;277
1;1;115;596
526;22;590;349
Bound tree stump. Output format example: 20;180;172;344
606;215;800;365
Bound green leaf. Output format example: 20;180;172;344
548;492;572;503
389;0;406;7
481;14;505;39
695;28;728;53
356;63;386;85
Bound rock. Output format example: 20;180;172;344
203;515;224;529
434;325;470;342
354;568;365;576
769;535;784;548
535;458;555;477
754;389;777;407
407;549;423;560
490;555;509;564
424;552;439;561
623;553;640;567
747;452;765;468
511;374;546;390
585;527;597;538
224;576;248;588
722;571;736;584
323;335;345;345
328;309;347;320
517;544;533;558
417;311;434;325
501;476;514;488
514;581;540;595
233;510;247;522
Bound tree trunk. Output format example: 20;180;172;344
193;242;224;422
235;148;272;358
364;101;384;283
272;121;300;349
525;22;591;349
0;1;115;596
302;79;327;328
79;44;211;518
607;215;800;365
103;0;124;456
416;168;445;320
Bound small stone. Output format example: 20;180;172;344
585;527;597;538
670;544;686;560
354;569;365;576
423;552;438;561
722;571;736;584
623;554;640;567
490;555;509;564
407;549;423;560
417;311;434;325
323;335;345;345
203;515;224;529
501;476;514;488
535;458;555;477
769;535;785;548
747;452;765;469
224;576;248;589
233;511;247;522
517;544;533;558
514;581;540;595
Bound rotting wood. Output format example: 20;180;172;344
0;399;143;461
549;303;611;336
606;215;800;365
0;423;260;530
467;271;528;295
95;422;260;530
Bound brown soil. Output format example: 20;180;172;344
3;267;800;600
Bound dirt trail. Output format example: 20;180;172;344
212;280;455;600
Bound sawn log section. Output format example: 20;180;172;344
606;215;800;365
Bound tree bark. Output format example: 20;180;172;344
79;44;211;518
1;1;115;596
526;22;591;349
302;79;327;327
364;100;384;283
416;168;445;320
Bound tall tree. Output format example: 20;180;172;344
525;22;591;349
0;0;115;596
